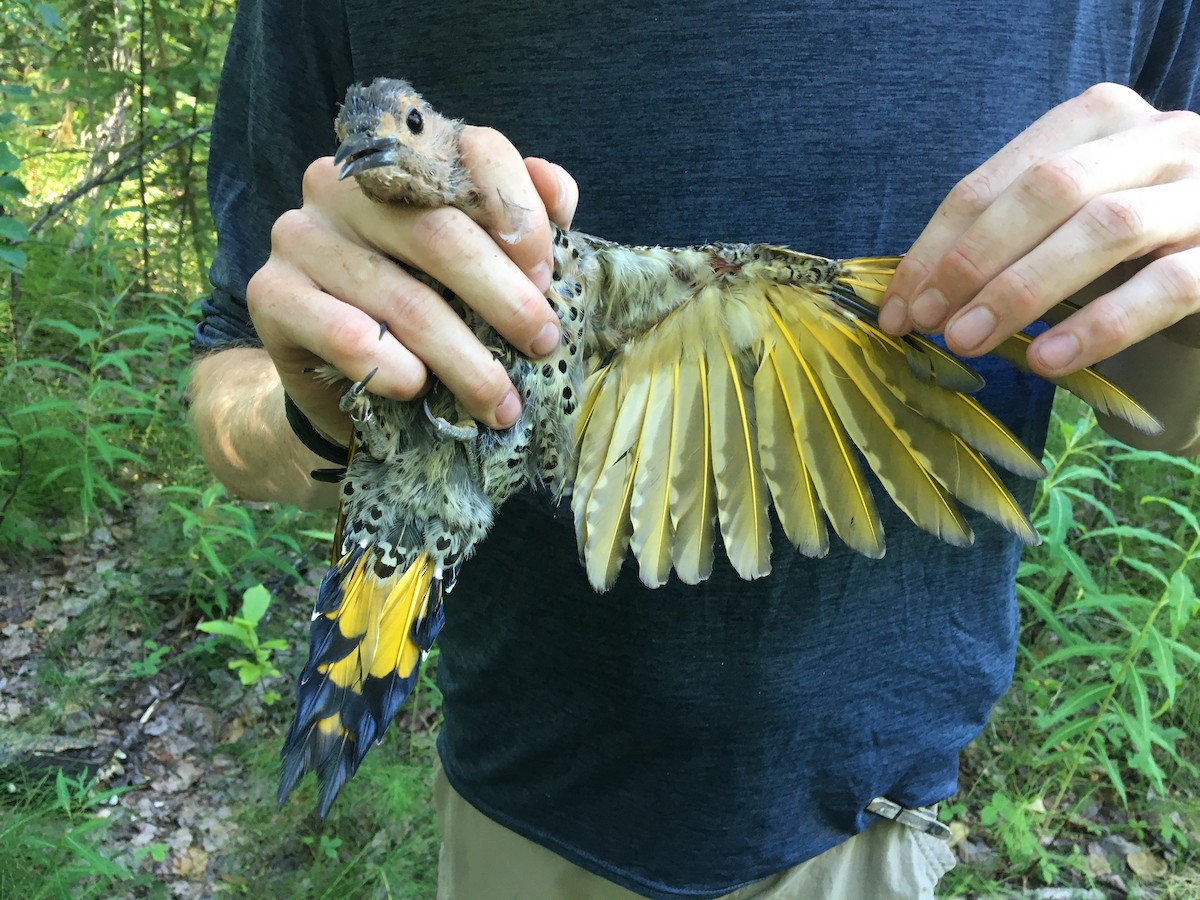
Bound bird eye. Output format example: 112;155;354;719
406;109;424;134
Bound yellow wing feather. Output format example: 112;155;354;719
707;332;772;580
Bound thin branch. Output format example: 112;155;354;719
28;123;210;235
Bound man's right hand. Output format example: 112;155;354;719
246;126;579;445
190;129;578;507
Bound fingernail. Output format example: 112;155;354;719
947;306;996;352
878;298;909;334
495;390;521;428
910;289;950;330
1034;333;1080;371
530;261;552;294
530;321;561;356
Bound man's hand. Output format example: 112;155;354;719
247;126;579;445
190;128;579;507
879;83;1200;453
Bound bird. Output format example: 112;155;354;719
277;77;1161;816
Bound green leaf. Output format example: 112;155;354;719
0;142;18;171
1036;641;1122;668
1119;557;1169;588
1038;716;1095;753
1145;627;1177;707
0;244;27;271
1044;488;1073;544
1084;525;1181;551
0;216;28;242
197;619;248;641
239;583;272;625
35;2;65;32
1140;495;1200;537
1038;682;1111;728
1126;665;1152;752
1168;570;1198;637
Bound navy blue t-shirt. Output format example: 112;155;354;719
198;2;1200;896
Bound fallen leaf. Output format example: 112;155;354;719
1127;850;1168;878
173;843;209;880
947;821;969;848
1086;847;1112;877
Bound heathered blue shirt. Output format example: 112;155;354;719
198;2;1200;896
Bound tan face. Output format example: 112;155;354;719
333;79;469;207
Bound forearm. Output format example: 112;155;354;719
1094;332;1200;457
188;347;341;508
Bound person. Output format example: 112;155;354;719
188;2;1200;897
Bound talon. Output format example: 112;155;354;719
378;321;388;340
341;367;380;423
423;399;478;442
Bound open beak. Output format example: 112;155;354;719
334;133;402;180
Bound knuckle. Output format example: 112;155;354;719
410;206;471;263
993;266;1043;316
502;289;552;337
1080;194;1144;245
301;156;339;200
461;356;511;409
1081;82;1142;116
1155;255;1200;308
1087;301;1134;347
942;241;990;285
269;207;311;251
1025;155;1089;210
322;315;375;363
949;169;998;218
381;281;437;331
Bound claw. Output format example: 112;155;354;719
423;399;478;442
341;368;379;423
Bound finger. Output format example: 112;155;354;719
913;116;1196;337
881;83;1155;333
306;155;562;359
249;258;428;396
1027;245;1200;376
526;158;579;230
277;214;526;428
387;204;562;358
459;125;555;290
943;179;1200;357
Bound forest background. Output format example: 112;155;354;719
1;1;1198;896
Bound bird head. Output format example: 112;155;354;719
334;78;475;208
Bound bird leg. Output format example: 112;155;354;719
423;398;479;442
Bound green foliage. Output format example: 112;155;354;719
198;583;288;702
943;402;1200;894
0;770;159;898
161;483;316;618
128;637;171;678
1;288;195;543
1020;409;1200;808
225;737;441;899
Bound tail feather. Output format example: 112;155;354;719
279;550;439;816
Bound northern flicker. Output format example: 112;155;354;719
278;77;1161;816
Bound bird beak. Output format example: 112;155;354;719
334;133;402;180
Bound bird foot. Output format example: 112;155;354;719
340;368;379;424
423;399;478;442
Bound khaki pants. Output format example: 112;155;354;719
434;766;955;900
